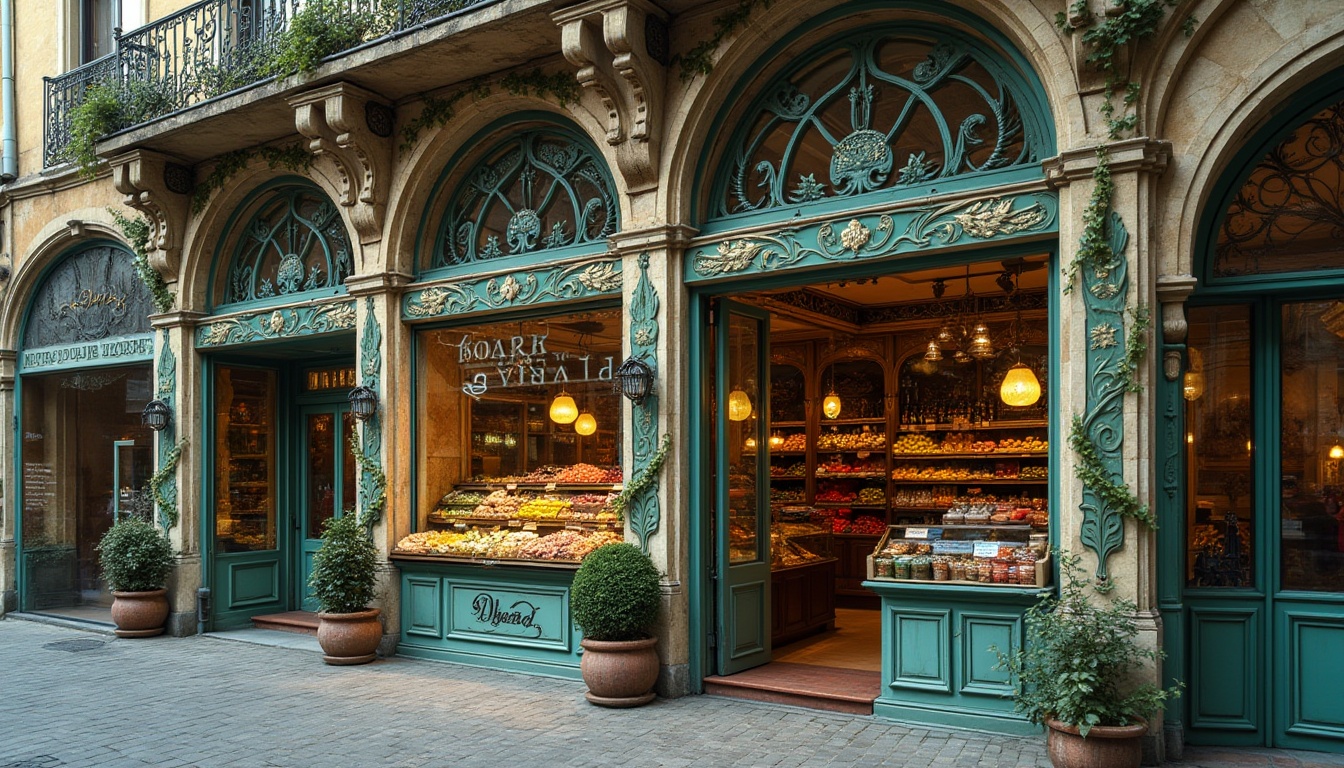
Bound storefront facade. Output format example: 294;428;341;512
0;0;1342;759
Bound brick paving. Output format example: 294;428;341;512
1;618;1341;768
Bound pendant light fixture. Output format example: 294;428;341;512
924;339;943;362
998;281;1040;407
969;321;996;360
574;408;597;436
1182;347;1205;402
1330;444;1344;460
727;387;753;422
549;391;579;424
822;365;842;419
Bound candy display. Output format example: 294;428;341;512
870;524;1049;586
818;429;886;451
395;528;622;562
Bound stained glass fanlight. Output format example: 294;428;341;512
221;185;353;307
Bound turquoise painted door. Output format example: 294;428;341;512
714;300;772;675
298;405;357;612
1181;301;1344;752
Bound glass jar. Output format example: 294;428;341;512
912;556;933;580
932;558;950;581
875;557;894;578
893;557;912;579
977;560;994;582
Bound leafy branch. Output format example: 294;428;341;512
1117;303;1151;393
191;143;312;215
149;439;188;530
349;427;387;529
110;209;174;313
675;0;771;82
1069;416;1155;528
610;434;672;522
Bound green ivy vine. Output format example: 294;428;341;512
675;0;771;82
191;143;312;215
348;427;387;529
1117;304;1151;393
1069;416;1155;529
149;439;189;530
610;434;672;523
67;79;178;178
110;209;175;313
398;69;574;156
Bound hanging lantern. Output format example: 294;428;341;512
613;356;655;404
822;391;843;419
936;325;955;345
924;339;943;362
1000;363;1042;407
141;399;172;431
1330;444;1344;460
727;388;753;421
574;412;598;436
549;392;579;424
769;432;784;448
1182;370;1205;401
744;437;758;450
348;385;379;421
970;322;996;359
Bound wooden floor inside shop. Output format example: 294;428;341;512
704;607;882;714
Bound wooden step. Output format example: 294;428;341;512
251;611;320;636
704;662;880;716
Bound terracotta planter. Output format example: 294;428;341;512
110;589;169;638
1046;718;1147;768
580;636;659;707
317;609;382;665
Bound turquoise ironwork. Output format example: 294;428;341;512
357;295;384;527
432;130;616;268
403;257;622;320
688;193;1054;281
154;328;179;530
627;254;661;553
1077;211;1130;583
713;31;1046;219
24;242;153;349
195;300;356;347
222;186;353;306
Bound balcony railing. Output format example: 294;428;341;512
43;0;491;168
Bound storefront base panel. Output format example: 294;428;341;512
393;560;584;682
866;580;1047;737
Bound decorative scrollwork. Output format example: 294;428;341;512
23;243;154;349
195;301;357;348
715;30;1045;218
222;186;353;307
628;253;662;554
403;258;623;320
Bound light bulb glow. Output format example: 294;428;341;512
727;389;753;421
574;412;597;436
549;393;579;424
1182;371;1205;401
970;322;996;359
744;437;757;450
769;433;784;448
822;392;843;419
924;340;943;362
1000;363;1041;407
1329;444;1344;460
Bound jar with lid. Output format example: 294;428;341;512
911;556;933;580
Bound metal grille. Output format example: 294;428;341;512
43;0;495;168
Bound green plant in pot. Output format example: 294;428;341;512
570;542;662;707
96;516;175;638
308;513;382;665
998;553;1182;768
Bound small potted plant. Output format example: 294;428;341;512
999;553;1182;768
570;542;662;707
308;513;382;665
96;516;175;637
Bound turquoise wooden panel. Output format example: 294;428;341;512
404;576;442;639
447;580;571;651
960;613;1018;697
226;560;280;609
1189;607;1260;731
891;607;951;692
1279;608;1344;747
728;580;768;660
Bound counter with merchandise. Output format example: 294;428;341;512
770;519;837;644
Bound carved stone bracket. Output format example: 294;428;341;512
289;82;393;244
554;0;668;192
110;149;192;278
1044;138;1172;188
1157;273;1198;382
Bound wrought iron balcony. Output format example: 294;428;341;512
43;0;493;169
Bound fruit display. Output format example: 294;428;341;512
815;488;858;503
857;487;886;505
516;497;573;519
770;488;806;504
1020;465;1048;479
816;457;884;475
777;433;808;451
554;463;615;484
818;429;886;451
996;436;1047;453
472;489;530;518
891;465;1003;481
772;462;807;478
891;433;939;454
395;528;622;562
833;514;885;535
890;432;1047;455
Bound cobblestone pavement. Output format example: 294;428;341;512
2;618;1342;768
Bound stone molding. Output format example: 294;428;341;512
554;0;668;193
289;82;394;244
149;310;208;330
606;223;697;255
109;149;192;278
1157;273;1198;382
1043;138;1172;187
345;271;414;296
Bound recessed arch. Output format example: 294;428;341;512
414;112;620;278
20;239;152;353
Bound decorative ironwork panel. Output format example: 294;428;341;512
1215;99;1344;278
222;186;353;306
432;130;617;269
711;30;1046;220
195;300;356;347
403;257;622;320
43;0;502;168
23;244;154;349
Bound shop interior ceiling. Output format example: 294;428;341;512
744;254;1050;337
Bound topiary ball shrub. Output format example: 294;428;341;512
570;543;660;641
308;514;379;614
97;517;175;592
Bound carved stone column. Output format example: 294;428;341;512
109;149;193;281
0;349;15;615
150;311;204;636
346;272;411;655
609;224;695;697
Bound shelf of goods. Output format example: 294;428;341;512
219;388;273;553
770;522;838;645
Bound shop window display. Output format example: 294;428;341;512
399;308;625;564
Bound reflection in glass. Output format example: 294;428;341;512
307;413;336;540
1280;301;1344;593
215;367;277;552
728;313;760;564
1185;306;1254;587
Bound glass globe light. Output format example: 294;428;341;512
1000;363;1042;407
549;393;579;424
1182;370;1205;401
1330;444;1344;460
574;412;597;436
727;389;753;422
822;391;843;419
970;322;996;359
924;340;943;362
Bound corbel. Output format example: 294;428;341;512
109;149;193;278
289;82;394;244
1044;138;1172;188
1156;273;1198;381
554;0;668;192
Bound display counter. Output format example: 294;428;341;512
770;521;837;644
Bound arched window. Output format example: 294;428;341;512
24;241;152;348
428;127;617;270
217;184;353;308
706;26;1051;223
1213;98;1344;279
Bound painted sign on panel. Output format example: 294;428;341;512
447;582;570;650
20;334;155;372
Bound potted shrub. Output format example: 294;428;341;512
570;542;662;707
96;517;175;637
308;513;382;665
999;554;1182;768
